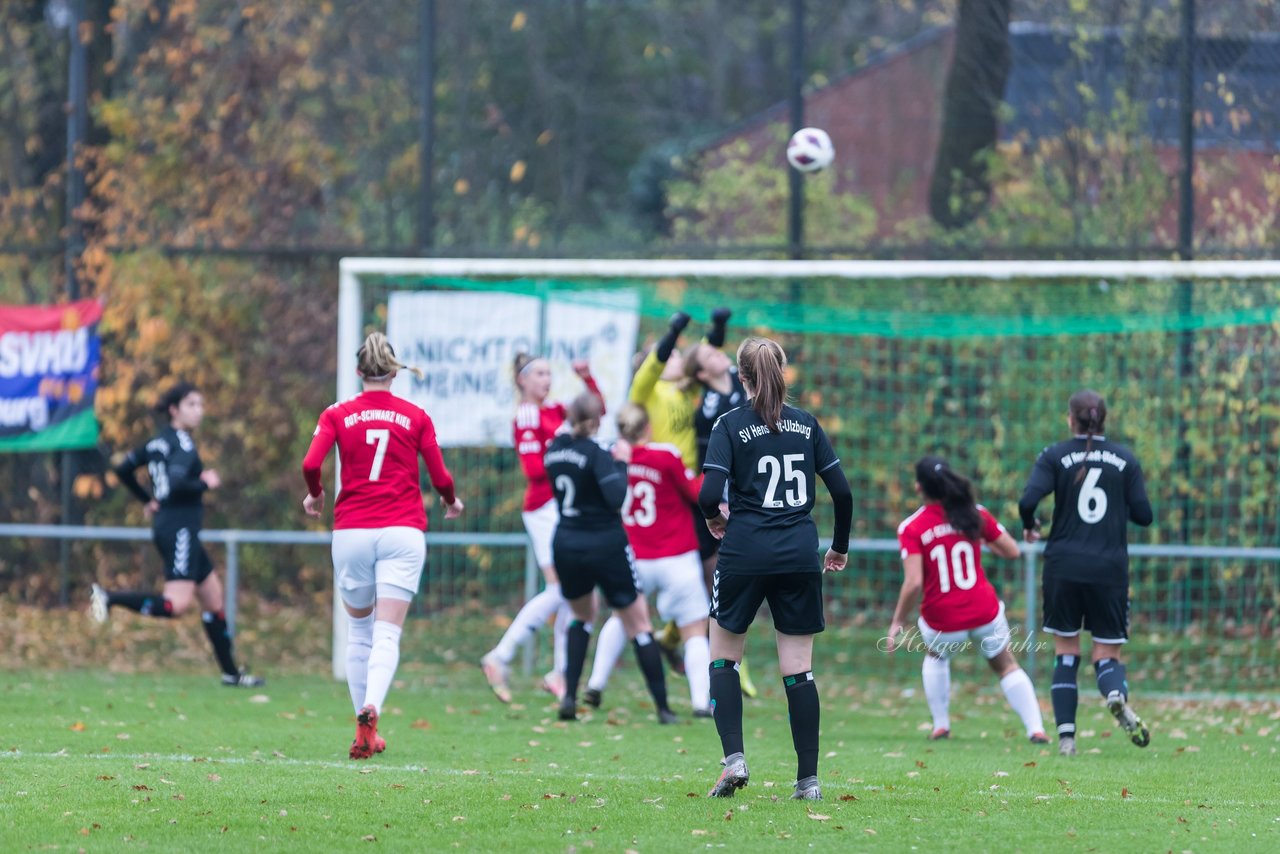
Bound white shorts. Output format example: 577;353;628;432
917;601;1011;661
521;499;558;570
635;550;710;628
332;527;426;608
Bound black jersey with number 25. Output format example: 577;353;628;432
704;403;840;575
1019;436;1153;582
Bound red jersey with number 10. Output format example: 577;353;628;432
622;443;702;559
897;503;1005;632
302;390;455;531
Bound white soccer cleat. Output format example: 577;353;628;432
1058;735;1077;756
90;584;109;624
1106;690;1150;748
791;776;822;800
480;654;512;704
708;753;749;797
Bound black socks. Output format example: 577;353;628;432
783;671;820;781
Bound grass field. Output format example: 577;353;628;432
3;664;1278;853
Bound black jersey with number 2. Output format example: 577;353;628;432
114;426;209;522
545;433;629;547
1018;435;1153;582
703;403;840;575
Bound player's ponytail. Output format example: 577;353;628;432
566;391;604;439
737;337;788;432
915;455;982;539
357;332;422;381
616;403;650;444
1068;389;1107;483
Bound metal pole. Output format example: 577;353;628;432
1023;546;1038;680
787;0;805;261
1175;0;1196;626
225;536;239;637
58;0;89;607
417;0;436;252
521;543;537;678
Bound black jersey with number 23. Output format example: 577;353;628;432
704;403;840;575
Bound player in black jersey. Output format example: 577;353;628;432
684;308;748;585
698;337;852;802
1018;390;1153;756
90;382;263;687
545;392;675;725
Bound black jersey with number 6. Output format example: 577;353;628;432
545;434;629;547
703;403;840;575
1018;436;1153;582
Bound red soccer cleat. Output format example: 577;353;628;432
928;727;951;741
350;704;380;760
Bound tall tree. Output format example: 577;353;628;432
928;0;1012;228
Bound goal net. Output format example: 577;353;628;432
336;259;1280;694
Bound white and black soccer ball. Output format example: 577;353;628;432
786;127;835;173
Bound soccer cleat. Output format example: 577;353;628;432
928;727;951;741
221;670;265;688
480;654;512;704
1029;731;1050;745
583;688;603;709
791;776;822;800
558;695;578;722
350;704;380;760
90;583;109;624
541;670;566;701
693;707;714;719
738;660;758;699
373;735;386;754
657;622;686;677
657;708;679;725
1058;735;1077;756
1106;690;1150;748
707;753;749;797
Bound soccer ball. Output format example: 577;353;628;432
786;127;835;173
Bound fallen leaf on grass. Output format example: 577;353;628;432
807;810;830;821
863;828;877;835
70;722;86;732
691;829;708;836
1121;788;1130;799
724;810;733;821
839;794;858;802
993;771;1009;777
207;774;221;782
411;719;431;730
362;835;376;842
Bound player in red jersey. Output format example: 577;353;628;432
888;456;1046;744
302;332;464;759
480;353;605;703
583;404;712;716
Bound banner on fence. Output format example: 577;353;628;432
0;299;103;452
386;289;639;446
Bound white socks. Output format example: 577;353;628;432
1000;668;1045;736
363;620;403;714
345;613;375;713
586;614;628;691
553;599;572;674
922;655;951;731
490;584;564;664
684;634;711;711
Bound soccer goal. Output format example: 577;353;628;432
335;258;1280;692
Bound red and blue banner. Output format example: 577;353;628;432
0;299;102;452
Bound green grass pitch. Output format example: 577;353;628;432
3;668;1277;851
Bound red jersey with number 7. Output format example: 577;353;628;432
622;443;702;559
897;503;1005;632
302;390;455;531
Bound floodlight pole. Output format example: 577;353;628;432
1174;0;1196;627
417;0;436;252
787;0;805;261
56;0;89;607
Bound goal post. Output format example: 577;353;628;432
334;258;1280;691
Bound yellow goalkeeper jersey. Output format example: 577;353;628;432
629;350;699;469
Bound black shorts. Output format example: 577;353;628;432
553;540;640;610
153;519;213;584
692;503;720;561
1042;575;1129;643
711;570;824;636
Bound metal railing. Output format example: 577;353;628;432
4;525;1278;682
